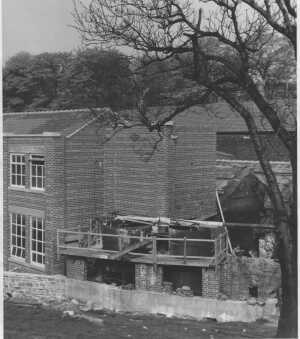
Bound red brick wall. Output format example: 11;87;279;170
3;136;65;274
202;267;220;298
135;263;163;291
64;124;104;230
65;257;87;280
103;126;170;216
104;107;216;219
170;109;216;219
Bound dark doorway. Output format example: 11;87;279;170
163;266;202;296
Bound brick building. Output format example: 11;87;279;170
214;100;295;161
3;110;104;274
3;104;283;300
3;106;216;277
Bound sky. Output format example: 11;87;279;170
2;0;84;62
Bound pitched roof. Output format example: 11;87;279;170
3;109;100;137
3;99;295;137
207;100;296;132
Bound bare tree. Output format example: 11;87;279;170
73;0;297;336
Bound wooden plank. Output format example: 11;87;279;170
108;239;151;260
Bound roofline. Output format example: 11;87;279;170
3;108;90;116
66;116;99;138
3;132;61;137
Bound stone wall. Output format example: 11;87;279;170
4;271;66;302
3;271;278;323
219;255;281;300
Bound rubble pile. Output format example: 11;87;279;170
175;286;194;297
162;281;173;294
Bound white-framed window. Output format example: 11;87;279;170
10;154;26;187
30;216;45;266
10;213;26;260
30;155;45;190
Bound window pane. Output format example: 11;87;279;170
12;164;16;174
17;214;21;224
38;231;43;241
12;155;16;162
37;166;42;176
17;176;21;185
32;229;36;239
32;166;36;176
12;236;16;245
32;177;36;187
11;176;16;185
21;175;26;186
38;242;42;252
17;238;21;247
17;155;20;163
16;165;21;174
32;242;36;251
22;239;25;248
22;215;26;224
37;177;42;188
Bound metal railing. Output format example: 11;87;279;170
57;229;228;265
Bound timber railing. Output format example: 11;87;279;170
57;229;227;265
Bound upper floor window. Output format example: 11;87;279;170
10;154;26;187
10;213;26;260
30;155;45;190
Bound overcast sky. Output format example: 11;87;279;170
2;0;83;62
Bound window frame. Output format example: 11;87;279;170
30;154;45;191
10;213;26;261
30;216;45;267
10;153;26;188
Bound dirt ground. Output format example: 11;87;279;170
4;301;277;339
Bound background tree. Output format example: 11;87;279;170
3;49;135;112
73;0;297;337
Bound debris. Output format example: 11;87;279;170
247;297;257;305
77;314;104;326
143;326;148;330
257;299;266;306
63;310;75;317
202;328;207;332
71;299;79;305
175;286;194;297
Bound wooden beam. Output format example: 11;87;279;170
108;239;151;260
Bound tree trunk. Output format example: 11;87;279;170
277;218;298;338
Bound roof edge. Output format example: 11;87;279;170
4;132;61;137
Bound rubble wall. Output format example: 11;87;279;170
219;256;281;300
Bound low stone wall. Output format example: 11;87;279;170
4;271;66;302
4;271;278;323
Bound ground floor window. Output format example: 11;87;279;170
10;213;26;259
10;211;45;267
30;216;45;265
